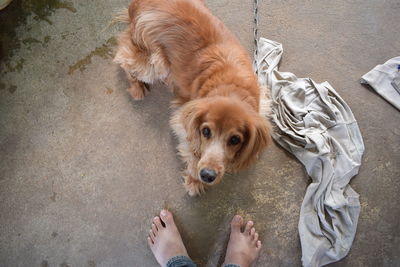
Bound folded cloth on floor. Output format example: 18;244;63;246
360;57;400;111
256;38;365;267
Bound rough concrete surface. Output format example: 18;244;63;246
0;0;399;266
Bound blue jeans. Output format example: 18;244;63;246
166;255;241;267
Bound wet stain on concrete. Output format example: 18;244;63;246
68;37;117;75
5;58;25;73
30;0;76;24
50;191;57;201
60;29;80;40
22;35;52;49
8;85;17;94
106;87;113;95
43;35;51;45
21;37;41;46
0;82;18;94
0;0;76;62
51;231;58;238
41;260;49;267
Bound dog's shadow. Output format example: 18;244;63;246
115;66;190;181
116;68;174;131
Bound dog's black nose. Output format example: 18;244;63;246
200;168;217;183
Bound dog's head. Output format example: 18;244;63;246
174;96;271;186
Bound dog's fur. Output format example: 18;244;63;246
114;0;272;196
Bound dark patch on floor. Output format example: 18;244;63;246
50;191;57;201
67;37;117;75
0;82;17;94
105;87;113;95
0;0;76;62
8;85;17;94
21;37;41;46
4;58;25;73
21;35;51;49
61;30;80;40
41;260;49;267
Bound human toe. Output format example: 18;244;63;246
244;221;254;234
253;233;259;244
152;223;158;234
149;229;156;242
160;209;174;226
230;215;243;233
250;227;255;237
147;236;153;246
153;216;163;229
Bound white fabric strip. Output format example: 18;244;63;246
360;57;400;111
257;38;365;267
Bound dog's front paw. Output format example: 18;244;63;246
127;81;148;100
183;175;206;196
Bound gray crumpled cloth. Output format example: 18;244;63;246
256;38;365;267
360;56;400;111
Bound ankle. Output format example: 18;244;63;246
223;258;248;267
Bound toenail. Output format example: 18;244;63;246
160;210;168;217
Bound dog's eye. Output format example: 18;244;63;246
229;135;241;145
202;127;211;138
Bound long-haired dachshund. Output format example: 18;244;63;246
114;0;272;196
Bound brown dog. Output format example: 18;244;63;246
114;0;272;196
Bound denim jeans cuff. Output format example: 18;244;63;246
166;255;197;267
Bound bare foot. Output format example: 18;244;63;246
223;215;262;267
147;210;189;267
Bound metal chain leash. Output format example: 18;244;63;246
253;0;259;75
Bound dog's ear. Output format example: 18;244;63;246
179;100;206;158
234;114;272;170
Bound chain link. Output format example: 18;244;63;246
253;0;259;75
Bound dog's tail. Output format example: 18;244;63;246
101;8;129;33
111;8;130;25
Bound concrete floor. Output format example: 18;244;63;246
0;0;399;266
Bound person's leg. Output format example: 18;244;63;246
222;215;262;267
147;211;261;267
147;210;196;267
